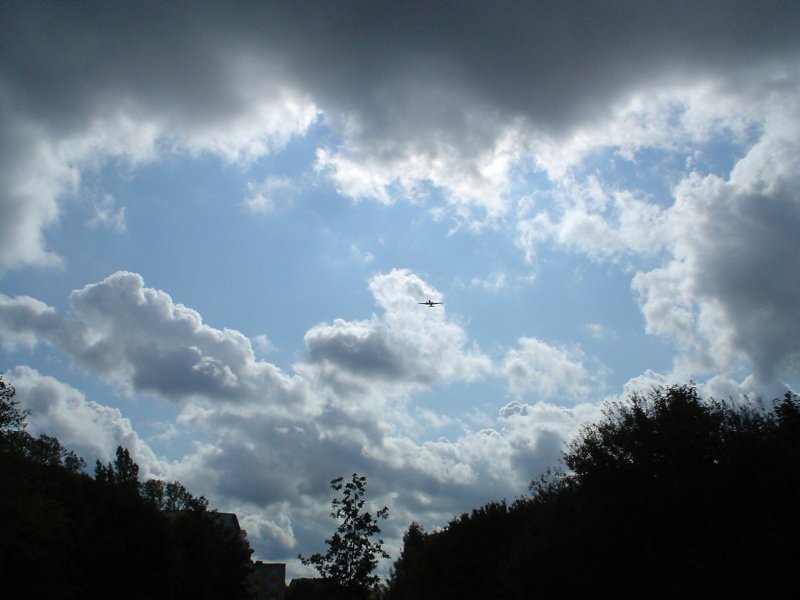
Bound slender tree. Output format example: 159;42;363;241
300;473;389;600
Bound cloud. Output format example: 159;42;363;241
88;194;127;232
0;272;310;410
498;398;604;477
298;269;493;397
586;323;615;341
243;175;299;215
3;3;798;268
506;85;800;394
0;270;608;570
503;337;598;400
1;268;492;414
7;365;164;475
0;4;317;271
633;103;800;388
470;271;508;292
4;3;799;573
348;244;375;265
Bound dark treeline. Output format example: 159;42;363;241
0;375;253;600
386;384;800;599
5;372;800;599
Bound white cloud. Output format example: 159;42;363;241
499;398;604;473
243;175;299;214
470;271;508;292
503;337;597;400
0;272;312;412
348;244;375;265
297;269;493;398
253;334;277;355
8;365;164;476
586;323;615;341
0;271;611;570
0;26;316;271
88;194;127;232
316;123;520;226
632;101;800;388
508;84;800;395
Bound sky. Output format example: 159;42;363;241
1;0;799;579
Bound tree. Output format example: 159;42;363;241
0;374;85;472
0;374;25;433
141;478;209;512
385;384;800;599
0;373;254;599
95;445;140;487
300;473;389;600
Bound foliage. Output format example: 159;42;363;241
386;384;800;599
1;373;85;473
0;374;252;600
142;477;209;512
95;445;140;486
300;473;390;600
0;375;25;432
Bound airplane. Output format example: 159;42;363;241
418;299;443;307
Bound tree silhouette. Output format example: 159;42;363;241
95;445;140;488
386;384;800;599
300;473;389;600
0;374;253;600
0;375;25;432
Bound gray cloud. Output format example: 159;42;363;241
665;112;800;386
298;269;493;395
8;365;164;475
5;2;797;130
305;318;406;381
3;1;798;266
0;272;309;407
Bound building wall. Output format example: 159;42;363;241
249;561;286;600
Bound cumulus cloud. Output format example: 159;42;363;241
1;268;492;419
7;365;164;475
503;337;600;400
298;269;493;397
0;3;317;271
633;103;800;388
0;270;609;569
0;272;310;410
509;86;800;394
499;399;604;476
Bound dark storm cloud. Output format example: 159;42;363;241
265;0;800;138
3;1;798;140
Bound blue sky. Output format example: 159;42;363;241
2;1;799;579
